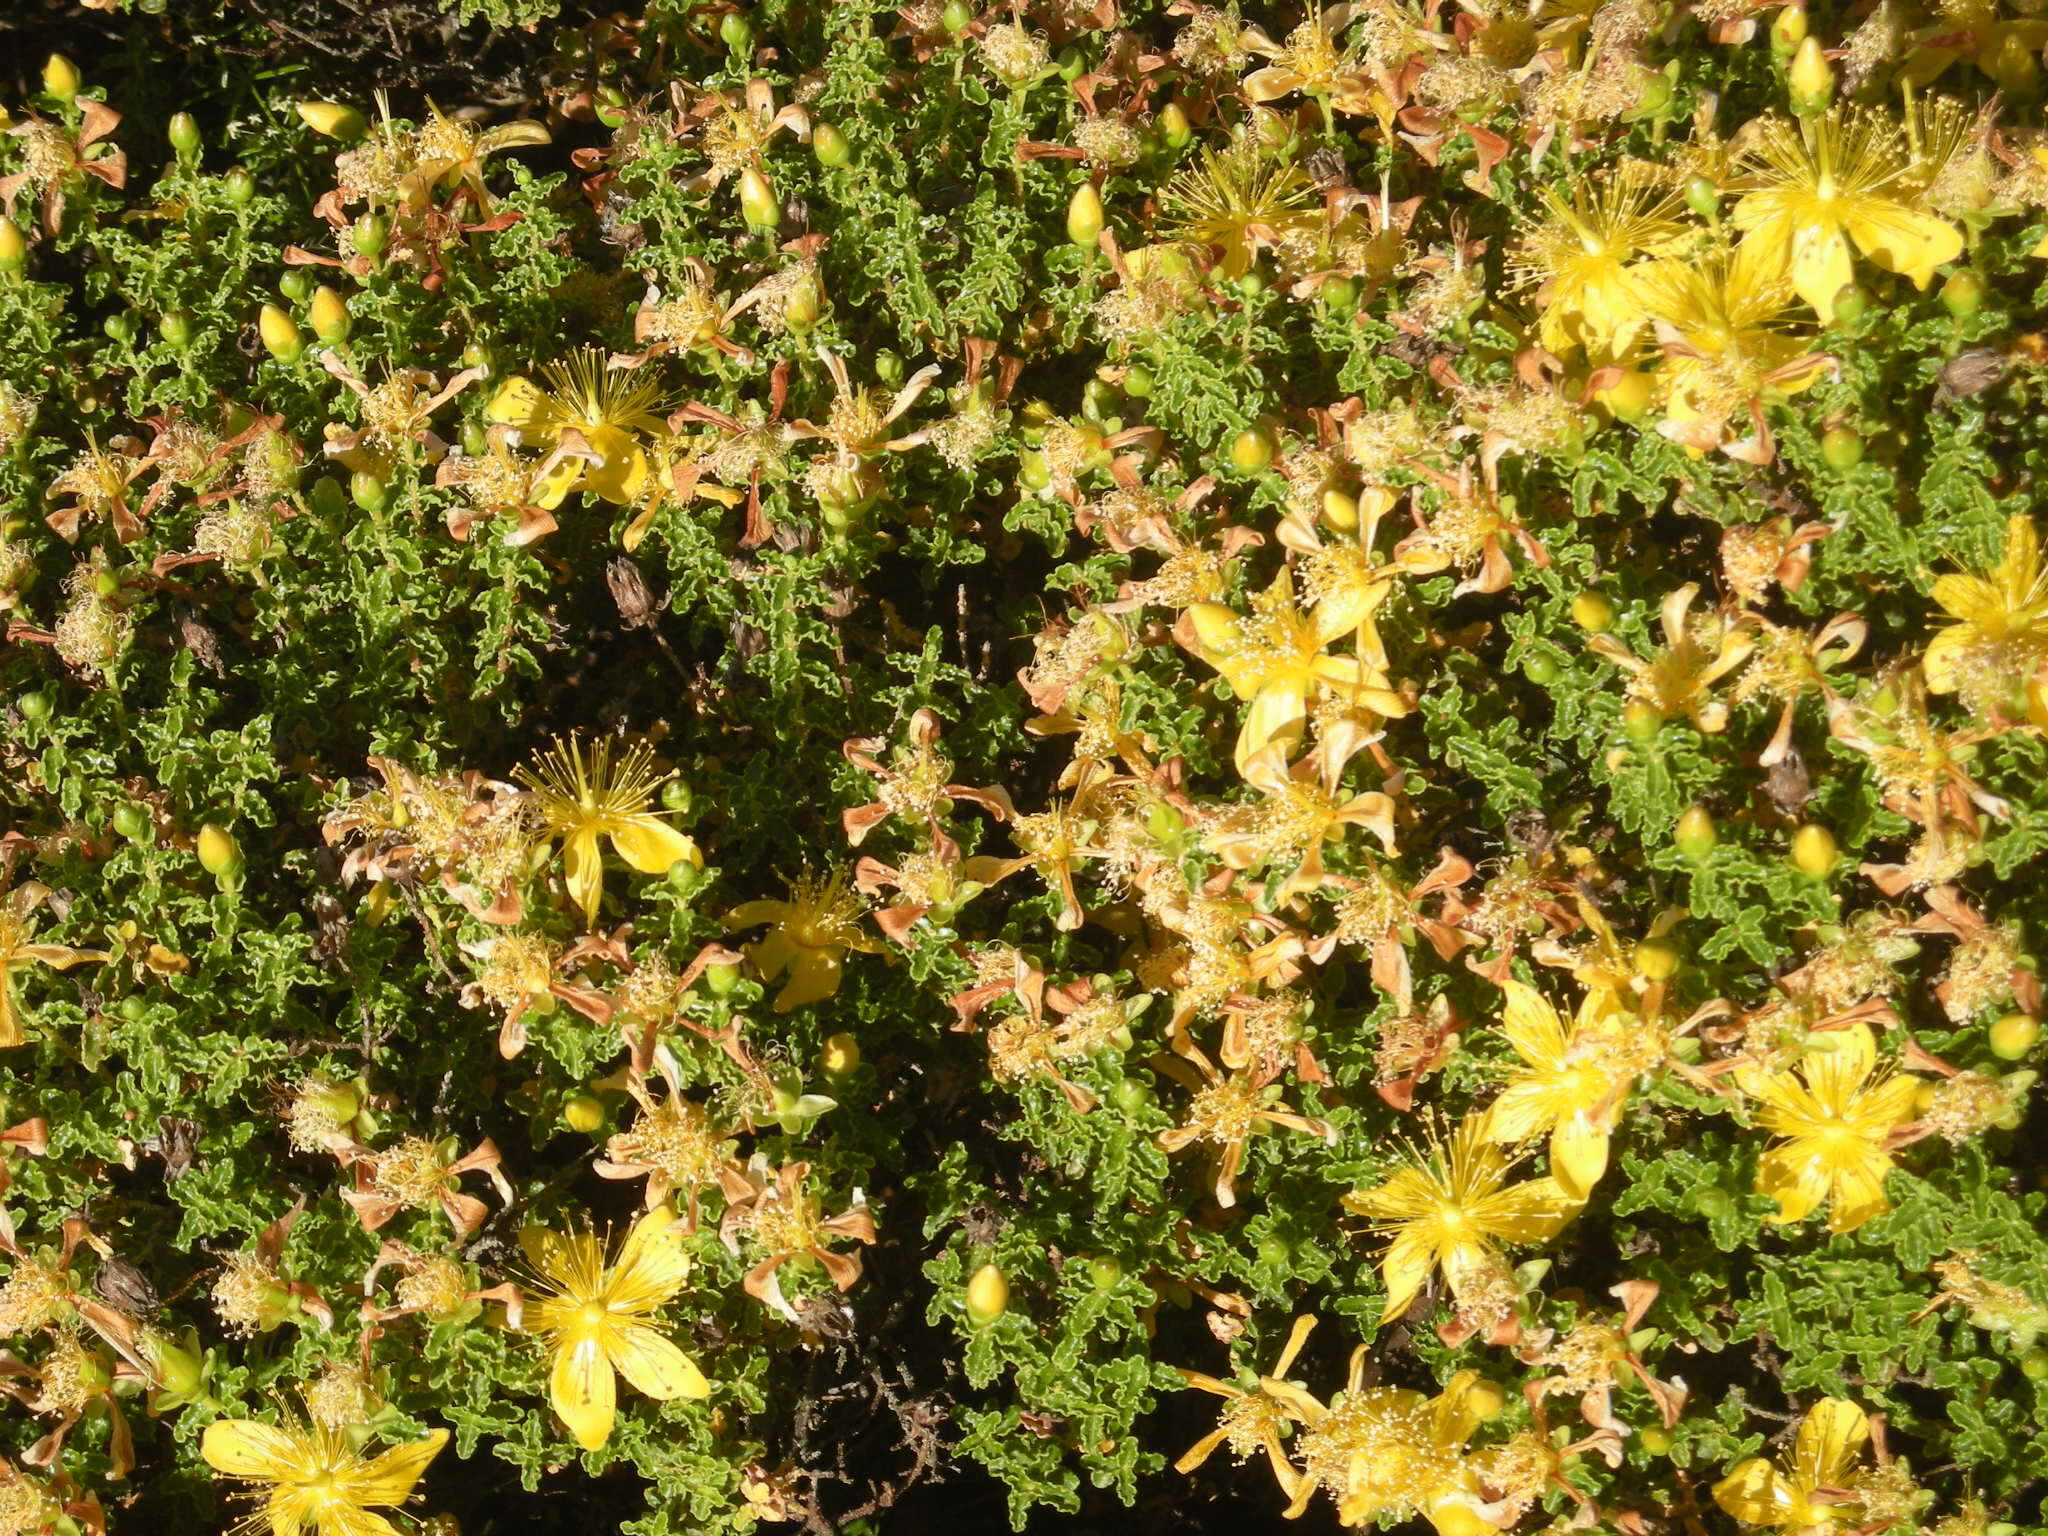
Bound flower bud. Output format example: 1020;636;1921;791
1634;939;1682;982
1594;367;1655;421
1640;1426;1674;1455
1770;2;1806;55
812;122;851;167
297;101;368;141
942;0;973;30
1523;652;1560;685
562;1094;606;1133
196;823;242;878
350;470;389;513
168;112;202;161
1570;590;1616;632
1088;1255;1122;1290
0;221;26;278
223;168;256;205
719;10;755;51
1787;36;1834;112
352;212;389;260
1683;174;1721;221
159;311;193;349
43;54;83;103
1158;101;1192;151
1622;701;1664;742
738;167;780;232
1463;1380;1508;1420
705;961;743;996
1820;426;1863;469
965;1262;1010;1323
1675;805;1717;860
1066;181;1105;249
258;304;303;363
310;285;351;344
1228;424;1275;474
782;267;823;332
1941;269;1986;319
143;1331;207;1399
1990;1013;2039;1060
1789;823;1838;877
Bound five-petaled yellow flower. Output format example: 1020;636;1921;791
487;348;669;509
1184;568;1402;775
1735;1022;1918;1234
1713;1398;1887;1532
201;1412;447;1536
1343;1112;1579;1327
1511;159;1695;359
1731;109;1964;322
1485;978;1661;1201
725;868;885;1012
1924;515;2048;712
519;1205;711;1452
516;735;701;928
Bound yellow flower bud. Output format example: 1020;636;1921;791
296;101;368;141
1789;823;1838;877
820;1031;860;1080
1186;602;1240;655
257;304;302;363
0;220;27;275
965;1262;1010;1323
1634;939;1682;982
1570;591;1616;632
1066;182;1104;249
738;167;779;232
1787;36;1834;112
1321;489;1359;530
43;55;82;103
309;286;351;344
562;1094;606;1134
1990;1013;2039;1060
197;823;243;878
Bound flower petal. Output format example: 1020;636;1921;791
605;1321;710;1402
1792;1398;1869;1488
551;1331;618;1452
342;1429;449;1509
1713;1457;1798;1526
610;817;699;876
201;1419;311;1481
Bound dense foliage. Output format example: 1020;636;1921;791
2;0;2047;1532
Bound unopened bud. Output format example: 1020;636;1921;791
1066;181;1104;248
43;55;82;103
296;101;367;141
1770;2;1807;55
738;167;779;232
309;285;350;344
1159;101;1192;151
1186;603;1241;655
196;823;242;878
965;1262;1010;1323
1788;36;1834;112
0;221;25;276
168;112;202;160
258;304;303;363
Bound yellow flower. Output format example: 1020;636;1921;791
1162;139;1319;280
1510;160;1694;358
1731;109;1964;322
0;882;109;1049
1635;240;1831;460
1485;979;1660;1201
1343;1113;1579;1328
519;1206;710;1452
725;869;884;1012
200;1412;447;1536
1175;1315;1317;1495
516;735;700;928
1735;1022;1918;1234
1924;515;2048;710
1587;583;1755;732
1184;568;1401;775
1240;5;1376;115
486;349;669;508
1713;1398;1887;1532
398;102;550;215
1258;1346;1500;1535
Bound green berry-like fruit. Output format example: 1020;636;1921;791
1820;426;1864;469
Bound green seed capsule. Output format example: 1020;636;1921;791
16;689;51;722
1056;45;1085;82
168;112;202;160
350;471;389;513
1820;426;1864;469
1523;653;1561;686
719;10;754;51
705;961;743;996
1121;364;1154;399
1830;283;1871;325
112;803;151;841
1088;1255;1123;1290
1622;701;1664;742
222;168;256;205
279;270;314;304
1941;269;1986;319
159;312;193;349
1640;1426;1674;1455
812;122;851;167
941;0;973;31
352;213;389;260
1683;175;1721;221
